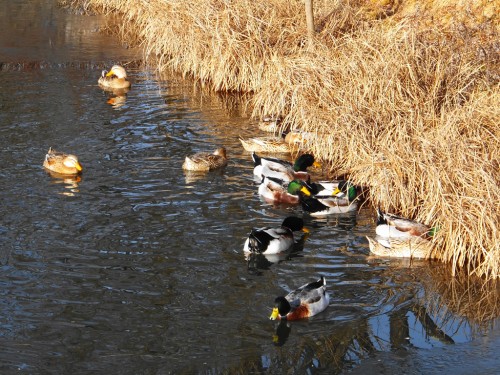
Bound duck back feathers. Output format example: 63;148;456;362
376;208;432;238
182;147;228;171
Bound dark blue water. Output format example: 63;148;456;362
0;1;499;374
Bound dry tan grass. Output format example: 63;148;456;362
61;0;500;278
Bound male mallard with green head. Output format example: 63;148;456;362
270;276;329;321
243;216;308;255
258;177;311;205
366;208;437;258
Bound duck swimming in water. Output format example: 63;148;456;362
366;235;435;259
98;65;131;90
239;136;290;154
366;208;437;259
258;177;311;205
270;276;329;321
243;216;307;255
182;147;228;171
43;147;83;175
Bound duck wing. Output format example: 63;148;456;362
261;176;287;191
255;153;292;169
311;181;341;195
252;152;291;167
286;277;325;304
378;209;430;236
261;165;294;181
315;195;351;208
300;195;329;213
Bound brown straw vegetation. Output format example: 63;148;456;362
61;0;500;278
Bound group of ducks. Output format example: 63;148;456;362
180;147;436;321
42;65;132;176
42;65;436;322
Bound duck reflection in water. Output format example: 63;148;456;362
183;168;226;184
100;86;129;109
272;320;291;346
309;211;358;231
246;251;303;275
45;170;82;196
106;91;128;109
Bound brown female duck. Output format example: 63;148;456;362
98;65;131;90
43;147;83;175
182;147;228;171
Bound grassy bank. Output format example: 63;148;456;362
62;0;499;278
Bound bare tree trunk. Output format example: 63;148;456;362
305;0;315;43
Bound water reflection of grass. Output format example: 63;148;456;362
417;264;500;332
220;262;499;373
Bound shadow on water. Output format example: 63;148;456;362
0;1;499;374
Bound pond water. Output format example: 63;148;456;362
1;1;499;374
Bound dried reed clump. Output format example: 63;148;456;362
64;0;499;278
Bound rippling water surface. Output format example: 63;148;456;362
1;1;499;374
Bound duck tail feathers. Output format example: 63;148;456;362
306;276;326;290
376;206;387;226
247;229;269;253
252;152;262;167
247;235;261;253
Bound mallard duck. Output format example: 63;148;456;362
182;147;228;171
243;216;307;255
258;177;311;205
258;115;283;132
98;65;131;90
366;236;435;259
375;208;434;239
43;147;83;175
270;276;329;321
292;180;358;215
252;152;319;182
239;136;290;153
